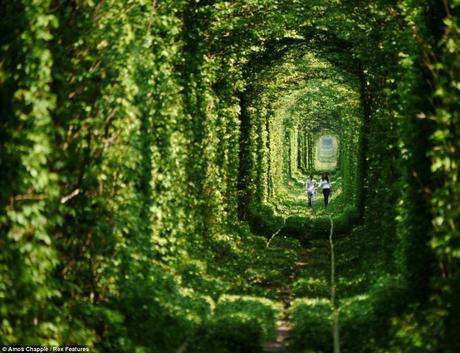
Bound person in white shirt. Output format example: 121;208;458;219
306;175;317;208
320;173;331;207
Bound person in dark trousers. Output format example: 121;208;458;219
320;173;331;207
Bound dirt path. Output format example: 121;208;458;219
264;248;309;353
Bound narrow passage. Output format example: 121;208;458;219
264;248;309;353
264;215;339;353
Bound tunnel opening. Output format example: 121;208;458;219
239;42;364;239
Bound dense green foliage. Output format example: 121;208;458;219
1;0;460;352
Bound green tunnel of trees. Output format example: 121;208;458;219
242;43;363;236
1;1;460;352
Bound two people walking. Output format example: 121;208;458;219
306;173;332;208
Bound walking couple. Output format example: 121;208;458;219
306;173;332;208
